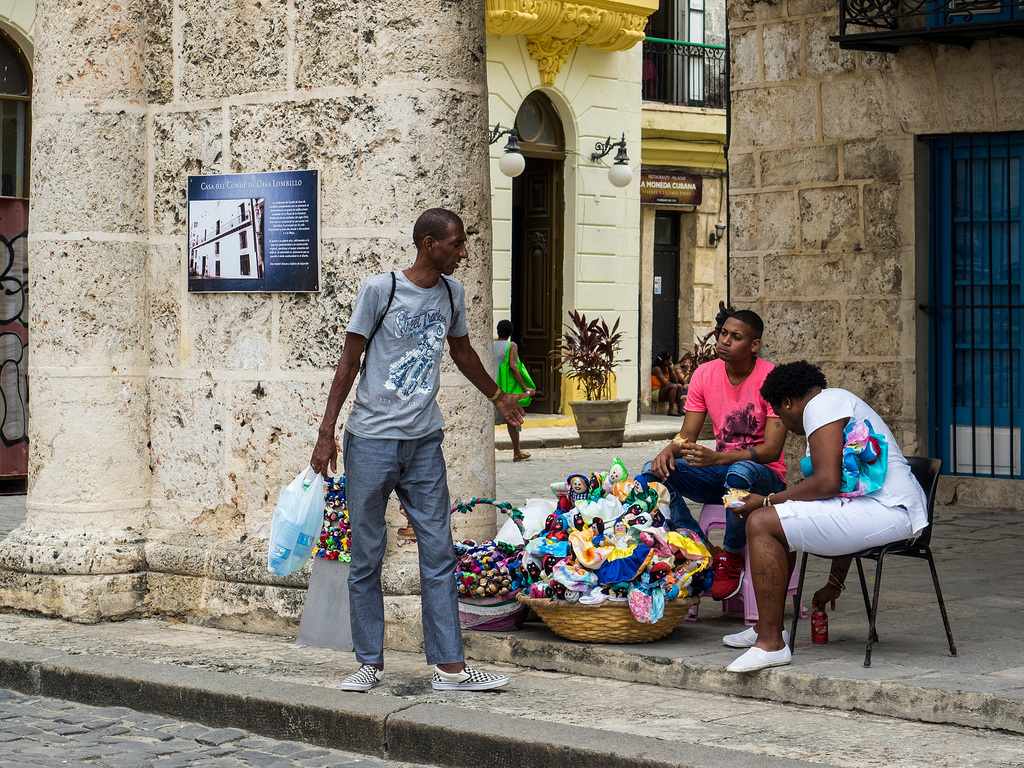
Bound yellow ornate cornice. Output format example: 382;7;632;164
485;0;655;86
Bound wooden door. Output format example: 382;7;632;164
511;157;563;413
652;212;680;361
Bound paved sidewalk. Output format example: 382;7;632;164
495;412;685;450
2;613;1024;768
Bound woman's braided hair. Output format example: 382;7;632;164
760;360;828;409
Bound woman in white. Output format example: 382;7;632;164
723;360;927;672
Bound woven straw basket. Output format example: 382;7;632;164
516;594;698;644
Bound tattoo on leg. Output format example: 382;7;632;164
755;541;785;607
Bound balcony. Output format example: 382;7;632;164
835;0;1024;51
642;38;727;109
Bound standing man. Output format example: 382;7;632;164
310;208;522;692
643;310;787;601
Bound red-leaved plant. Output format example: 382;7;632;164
550;310;628;401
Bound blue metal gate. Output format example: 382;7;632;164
929;133;1024;477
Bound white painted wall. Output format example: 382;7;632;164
487;34;642;415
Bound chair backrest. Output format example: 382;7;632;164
906;456;942;546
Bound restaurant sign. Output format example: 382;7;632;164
640;170;702;207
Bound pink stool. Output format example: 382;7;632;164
692;503;806;626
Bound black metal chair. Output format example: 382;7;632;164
789;456;957;667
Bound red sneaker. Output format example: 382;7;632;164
711;550;744;600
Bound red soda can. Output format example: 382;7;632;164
811;609;829;643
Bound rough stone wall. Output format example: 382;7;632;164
2;0;496;636
728;0;1024;485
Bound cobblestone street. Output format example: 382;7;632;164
0;690;424;768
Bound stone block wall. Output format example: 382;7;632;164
2;0;497;637
728;0;1024;486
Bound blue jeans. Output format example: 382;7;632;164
343;429;463;666
642;459;786;553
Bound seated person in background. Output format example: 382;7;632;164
661;352;688;399
723;360;928;673
651;354;684;417
643;310;787;601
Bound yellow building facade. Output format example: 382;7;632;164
485;0;729;421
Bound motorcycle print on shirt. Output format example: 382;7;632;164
385;307;447;399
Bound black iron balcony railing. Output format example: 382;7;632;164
642;38;727;109
836;0;1024;51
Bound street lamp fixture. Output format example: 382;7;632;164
591;133;633;188
488;124;525;178
709;220;727;246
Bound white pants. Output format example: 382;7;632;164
775;496;915;557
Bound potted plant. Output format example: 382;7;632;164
550;310;631;448
680;329;719;440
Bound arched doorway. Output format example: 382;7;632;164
510;92;565;413
0;28;30;492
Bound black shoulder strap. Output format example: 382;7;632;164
440;275;455;324
360;271;396;371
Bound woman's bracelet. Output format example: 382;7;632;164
487;388;502;402
762;493;774;507
827;573;846;591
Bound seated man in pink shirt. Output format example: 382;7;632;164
644;310;788;601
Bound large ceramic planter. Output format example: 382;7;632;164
568;398;631;448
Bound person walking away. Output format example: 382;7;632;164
723;361;928;671
494;320;535;461
642;310;788;602
310;208;524;693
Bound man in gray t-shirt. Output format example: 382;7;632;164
310;208;530;693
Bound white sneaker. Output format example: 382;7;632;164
340;664;385;692
431;665;510;691
723;626;790;648
726;645;792;673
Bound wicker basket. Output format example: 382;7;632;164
516;594;698;644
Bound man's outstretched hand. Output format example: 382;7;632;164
495;390;531;427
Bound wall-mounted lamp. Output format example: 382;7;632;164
709;220;727;246
488;124;525;178
591;133;633;188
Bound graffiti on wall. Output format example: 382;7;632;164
0;198;28;478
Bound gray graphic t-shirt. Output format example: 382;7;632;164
344;271;468;440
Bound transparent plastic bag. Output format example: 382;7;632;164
267;467;325;575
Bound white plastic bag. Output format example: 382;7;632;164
267;467;325;575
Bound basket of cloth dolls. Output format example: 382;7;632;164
450;498;536;631
517;591;696;644
513;464;714;644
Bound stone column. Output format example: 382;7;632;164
0;0;152;620
1;0;496;642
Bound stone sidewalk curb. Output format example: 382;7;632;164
461;632;1024;736
0;640;833;768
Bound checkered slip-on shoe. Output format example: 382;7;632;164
431;665;510;691
340;664;385;692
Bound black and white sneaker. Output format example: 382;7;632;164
340;664;385;692
431;665;510;691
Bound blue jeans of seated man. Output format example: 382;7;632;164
343;429;463;667
641;459;786;553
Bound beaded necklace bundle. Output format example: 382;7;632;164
315;476;351;562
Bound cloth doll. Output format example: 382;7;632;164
597;519;654;585
628;565;669;624
602;458;628;495
566;474;591;506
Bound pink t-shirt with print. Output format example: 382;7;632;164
684;357;786;482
